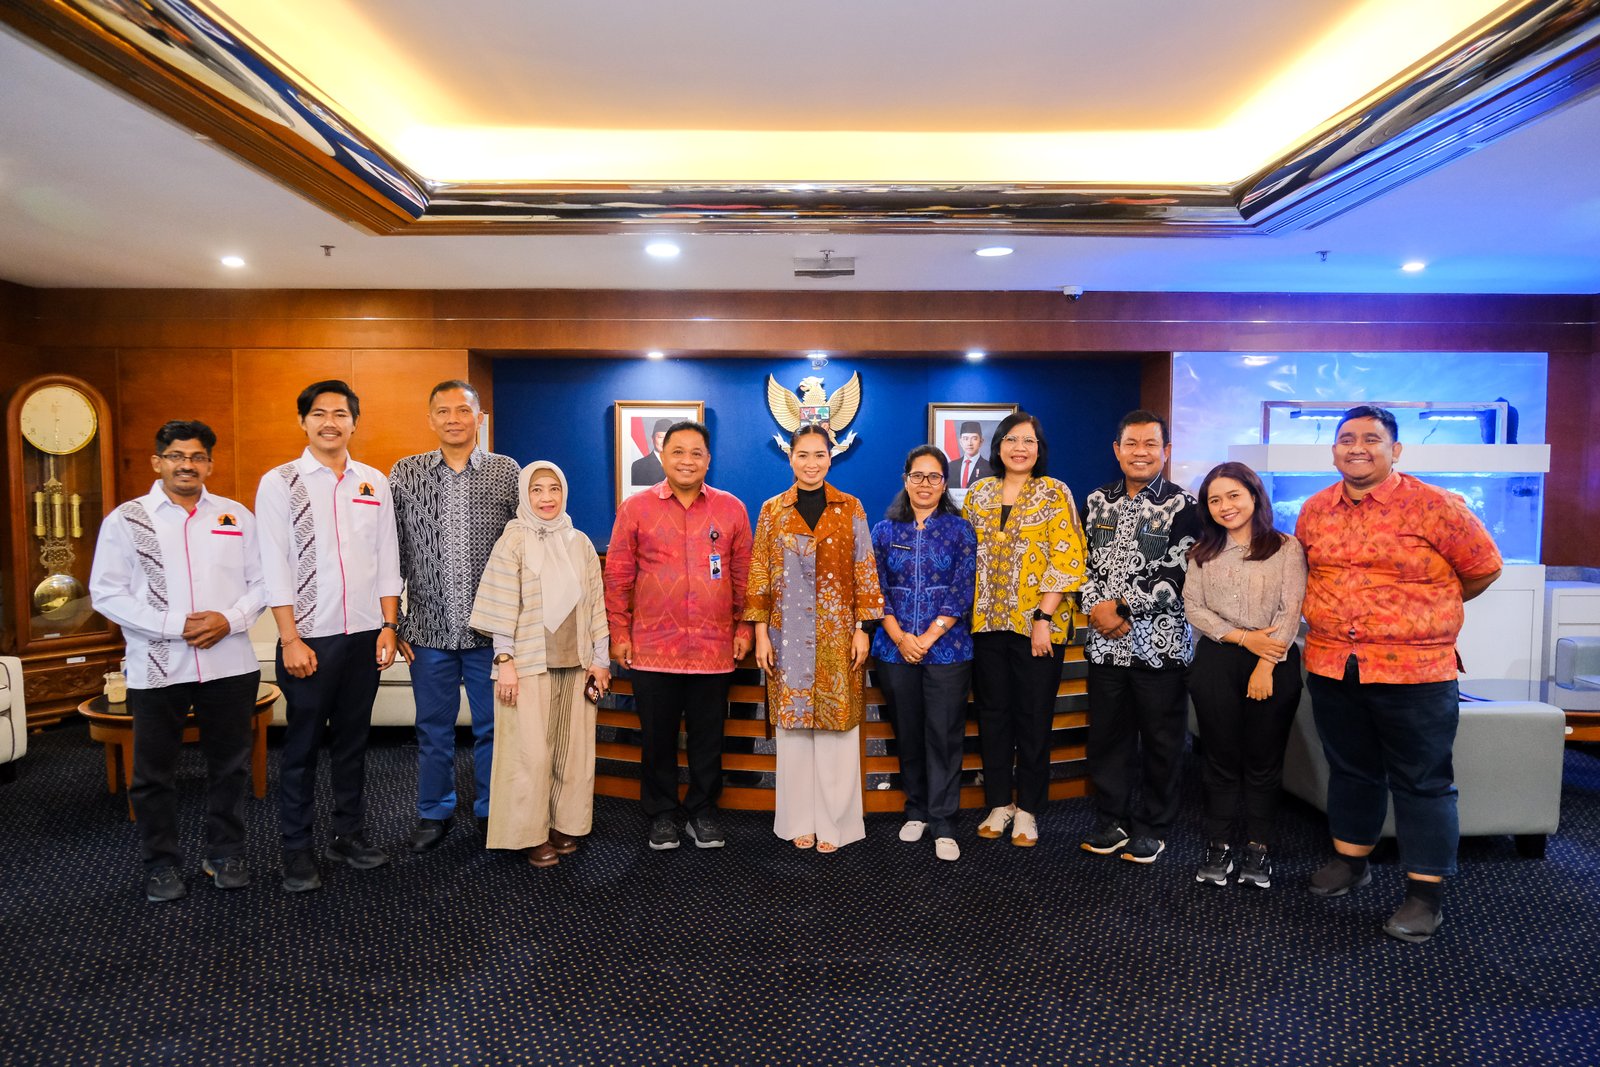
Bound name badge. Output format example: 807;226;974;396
891;543;912;551
709;552;723;580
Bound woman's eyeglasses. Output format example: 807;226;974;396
906;472;946;485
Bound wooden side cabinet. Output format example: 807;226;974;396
2;375;124;727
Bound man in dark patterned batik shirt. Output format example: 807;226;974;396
1078;410;1201;866
390;380;520;852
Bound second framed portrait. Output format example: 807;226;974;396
928;403;1017;504
615;400;706;505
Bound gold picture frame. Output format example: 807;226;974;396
614;400;706;506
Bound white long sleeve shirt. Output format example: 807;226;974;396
255;449;403;639
90;483;267;689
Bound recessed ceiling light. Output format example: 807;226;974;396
645;350;665;360
966;350;986;361
1401;260;1427;272
975;246;1013;257
645;241;680;259
220;255;245;268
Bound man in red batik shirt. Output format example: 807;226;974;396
605;421;753;851
1296;405;1501;944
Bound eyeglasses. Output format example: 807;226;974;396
158;452;212;464
1001;435;1039;447
906;472;945;485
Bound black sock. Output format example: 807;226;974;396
1406;878;1444;910
1342;855;1369;877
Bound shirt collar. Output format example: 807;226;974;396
778;481;842;507
297;447;354;477
649;479;707;501
425;448;481;472
1340;469;1402;506
143;481;211;514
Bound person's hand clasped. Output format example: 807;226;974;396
497;667;520;706
1247;660;1275;701
1239;630;1288;661
181;610;230;649
1088;600;1129;639
850;628;871;670
897;632;925;664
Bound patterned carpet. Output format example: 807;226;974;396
2;725;1598;1065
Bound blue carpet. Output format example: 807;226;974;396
1;726;1597;1065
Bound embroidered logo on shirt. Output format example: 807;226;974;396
354;481;382;506
212;512;243;536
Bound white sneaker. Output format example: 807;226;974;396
898;820;927;842
935;837;960;861
977;805;1015;839
1011;809;1039;847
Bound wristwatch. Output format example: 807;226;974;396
933;618;950;630
493;653;514;665
1031;608;1051;622
381;621;399;632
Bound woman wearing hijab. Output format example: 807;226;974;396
748;425;884;853
470;462;611;868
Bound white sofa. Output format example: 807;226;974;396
1;656;27;780
249;616;470;728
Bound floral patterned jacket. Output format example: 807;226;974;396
746;483;884;731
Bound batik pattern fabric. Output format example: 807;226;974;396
869;512;977;666
272;461;318;631
115;500;170;685
1080;474;1201;669
746;483;884;732
1296;470;1502;684
390;449;521;650
961;476;1087;643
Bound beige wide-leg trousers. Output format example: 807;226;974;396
773;726;865;847
487;666;595;851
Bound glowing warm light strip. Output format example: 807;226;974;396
212;0;1508;185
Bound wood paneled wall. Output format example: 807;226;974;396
2;286;1597;562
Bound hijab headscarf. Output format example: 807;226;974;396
508;461;580;632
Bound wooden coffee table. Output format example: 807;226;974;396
78;683;280;820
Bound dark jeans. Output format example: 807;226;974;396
1085;661;1188;838
878;659;972;838
632;670;732;819
1307;657;1461;878
1187;640;1302;845
277;631;381;851
128;670;261;870
410;645;495;821
971;632;1066;814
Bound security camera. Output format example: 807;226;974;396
1062;285;1084;301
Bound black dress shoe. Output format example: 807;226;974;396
407;817;451;853
326;832;390;870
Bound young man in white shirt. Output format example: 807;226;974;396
256;380;403;892
90;420;268;902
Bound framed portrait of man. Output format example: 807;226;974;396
928;402;1017;504
615;400;706;505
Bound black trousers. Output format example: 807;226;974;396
277;631;381;851
128;670;260;870
971;632;1066;814
1187;640;1302;845
1085;661;1189;838
632;670;732;819
877;659;972;837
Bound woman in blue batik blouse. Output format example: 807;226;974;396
871;445;978;862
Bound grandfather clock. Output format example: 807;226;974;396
2;375;124;726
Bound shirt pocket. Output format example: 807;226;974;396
1090;523;1117;552
1136;522;1171;563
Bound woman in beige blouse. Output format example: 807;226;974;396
1182;461;1306;891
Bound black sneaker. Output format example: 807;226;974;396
1080;822;1130;855
1195;842;1234;886
648;815;681;851
1383;895;1444;943
326;832;390;870
280;848;323;893
407;817;451;853
1308;856;1371;897
144;865;187;902
202;854;252;890
1238;843;1273;889
1121;836;1166;864
684;811;726;849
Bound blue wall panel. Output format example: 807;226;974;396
493;356;1142;547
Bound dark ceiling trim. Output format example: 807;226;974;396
4;0;1600;236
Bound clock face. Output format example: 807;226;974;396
19;385;98;455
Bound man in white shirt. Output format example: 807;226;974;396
90;420;267;902
256;380;403;892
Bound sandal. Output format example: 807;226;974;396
816;841;838;854
793;835;816;849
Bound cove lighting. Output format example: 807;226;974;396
966;350;986;361
645;350;665;360
220;255;246;268
645;242;680;259
1401;260;1427;272
974;247;1013;257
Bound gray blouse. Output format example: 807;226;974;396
1182;536;1307;648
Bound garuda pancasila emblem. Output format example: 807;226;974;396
765;373;863;456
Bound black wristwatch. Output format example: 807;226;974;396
381;621;399;633
1031;608;1051;622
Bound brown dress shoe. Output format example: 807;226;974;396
547;829;579;855
527;842;560;868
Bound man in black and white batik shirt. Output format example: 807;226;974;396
389;380;519;854
1078;410;1200;866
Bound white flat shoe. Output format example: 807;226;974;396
935;837;960;861
1011;809;1039;847
977;805;1016;839
898;820;927;842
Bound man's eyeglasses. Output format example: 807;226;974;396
158;452;211;464
1001;435;1039;447
906;472;945;485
